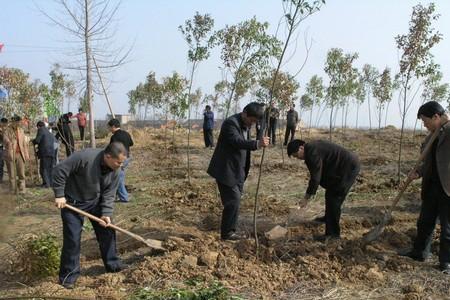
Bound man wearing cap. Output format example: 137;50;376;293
3;116;29;192
287;139;360;241
400;101;450;274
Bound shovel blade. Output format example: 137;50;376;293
144;238;166;251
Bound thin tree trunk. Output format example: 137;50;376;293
367;90;372;130
378;106;382;155
308;103;314;136
397;84;408;181
384;101;391;127
85;0;95;148
329;106;334;141
355;103;360;128
186;62;197;185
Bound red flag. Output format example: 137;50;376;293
0;43;4;53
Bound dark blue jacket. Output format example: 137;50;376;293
207;113;258;187
203;111;214;130
33;126;56;158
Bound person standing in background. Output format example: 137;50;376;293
75;108;87;141
203;105;214;149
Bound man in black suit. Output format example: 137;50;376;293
287;139;360;240
33;121;56;188
208;102;270;240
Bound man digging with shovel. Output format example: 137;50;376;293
287;139;360;242
399;101;450;274
52;142;128;289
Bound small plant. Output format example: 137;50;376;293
12;234;60;280
130;280;245;300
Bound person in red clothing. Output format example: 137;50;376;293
75;108;87;141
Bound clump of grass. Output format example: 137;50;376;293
130;280;245;300
11;234;60;280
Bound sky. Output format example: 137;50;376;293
1;0;449;128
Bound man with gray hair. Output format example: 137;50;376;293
52;142;128;288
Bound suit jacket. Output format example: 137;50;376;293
207;113;258;187
2;126;30;162
33;127;56;158
418;121;450;196
304;140;360;195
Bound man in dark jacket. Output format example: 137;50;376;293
400;101;450;274
284;104;299;146
288;139;360;240
265;103;279;145
52;142;127;289
208;102;269;240
32;121;56;188
203;105;214;148
56;113;75;157
108;118;134;202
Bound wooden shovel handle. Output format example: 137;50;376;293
388;125;442;212
64;204;147;244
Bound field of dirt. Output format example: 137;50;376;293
1;126;449;299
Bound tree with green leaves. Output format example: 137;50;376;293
305;75;324;134
162;72;188;150
361;64;379;130
252;0;325;257
179;12;216;184
395;3;442;180
373;67;393;153
217;17;281;119
354;75;366;128
324;48;358;141
0;66;43;121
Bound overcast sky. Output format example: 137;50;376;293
1;0;449;128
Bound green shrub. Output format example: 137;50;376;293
130;281;245;300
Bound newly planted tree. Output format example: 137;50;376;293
395;3;442;180
324;48;358;141
179;12;216;184
373;67;393;153
252;0;324;257
217;17;281;119
361;64;379;130
305;75;324;135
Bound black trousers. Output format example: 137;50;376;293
0;148;4;182
268;119;277;145
59;202;120;285
79;126;85;141
39;156;54;187
413;180;450;264
203;129;214;148
217;180;243;238
324;167;359;237
284;126;296;145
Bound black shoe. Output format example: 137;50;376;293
221;232;246;241
398;250;429;262
313;235;340;242
440;263;450;274
313;215;326;223
106;263;129;273
61;282;75;289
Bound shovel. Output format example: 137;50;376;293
65;204;166;251
362;126;442;243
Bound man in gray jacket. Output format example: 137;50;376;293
401;101;450;274
52;142;127;288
